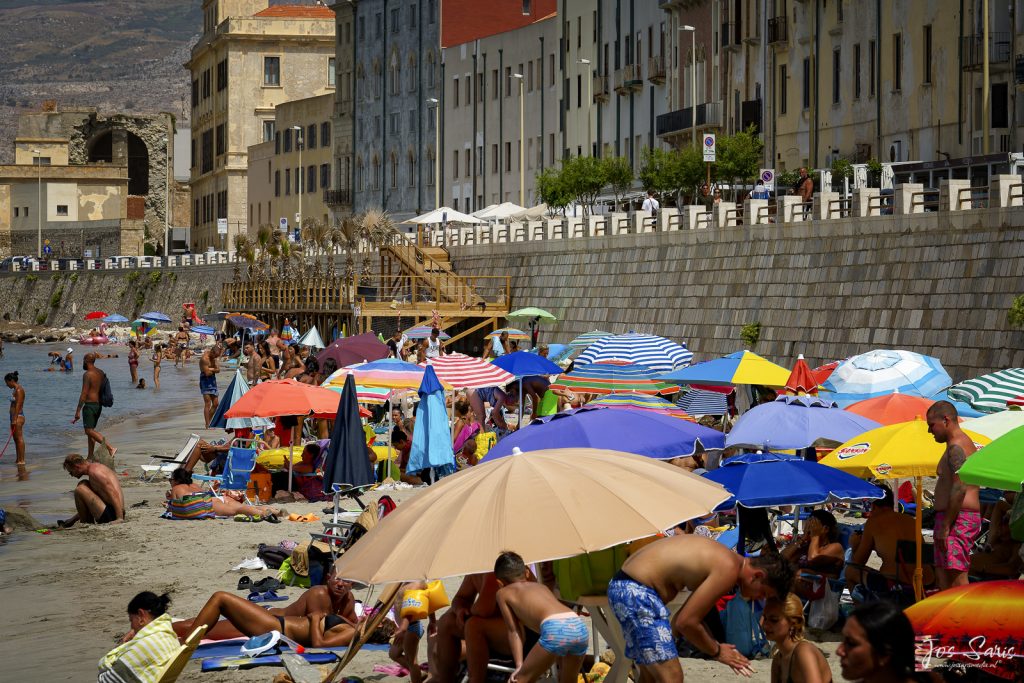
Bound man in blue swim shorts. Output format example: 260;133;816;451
495;550;588;683
607;535;795;681
199;344;221;427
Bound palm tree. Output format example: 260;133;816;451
255;224;273;282
232;234;251;282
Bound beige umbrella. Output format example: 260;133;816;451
333;447;731;584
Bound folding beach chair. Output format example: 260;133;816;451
139;433;201;481
155;624;206;683
192;437;260;505
310;483;384;559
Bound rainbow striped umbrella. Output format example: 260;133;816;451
551;362;678;395
403;325;451;341
576;332;693;372
322;358;434;390
588;392;695;421
424;353;514;389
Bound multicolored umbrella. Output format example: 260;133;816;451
322;358;432;391
130;319;157;336
947;368;1024;414
822;349;952;406
957;425;1024;491
226;313;269;331
576;333;693;372
659;350;790;387
402;325;451;341
140;311;172;323
486;328;530;341
550;362;679;395
84;310;107;320
567;330;613;348
725;395;883;451
588;392;694;420
843;392;938;426
424;353;514;389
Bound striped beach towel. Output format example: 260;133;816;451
166;493;216;520
99;613;180;683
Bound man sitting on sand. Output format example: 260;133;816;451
495;551;588;683
845;484;920;593
608;534;794;681
58;453;124;527
73;353;116;462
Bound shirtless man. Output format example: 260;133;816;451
845;485;919;589
426;572;507;683
927;400;980;589
199;344;221;428
57;453;124;527
608;534;794;682
73;353;116;460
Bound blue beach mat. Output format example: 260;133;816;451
192;638;390;660
200;652;339;671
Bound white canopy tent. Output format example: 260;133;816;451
473;202;526;221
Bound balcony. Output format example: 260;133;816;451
656;101;722;137
647;55;666;84
767;16;787;45
614;64;643;94
962;32;1011;69
323;188;352;207
593;73;610;102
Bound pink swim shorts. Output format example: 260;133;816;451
934;510;982;572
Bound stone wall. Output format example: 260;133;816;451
448;207;1024;383
7;220;144;259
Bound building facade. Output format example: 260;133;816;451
328;1;356;225
187;0;335;251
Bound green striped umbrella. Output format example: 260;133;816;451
958;424;1024;491
947;368;1024;413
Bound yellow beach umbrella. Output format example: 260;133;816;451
821;419;991;600
659;350;792;387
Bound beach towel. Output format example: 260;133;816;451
166;493;215;520
453;422;481;453
99;613;180;683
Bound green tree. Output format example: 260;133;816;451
639;147;704;206
536;166;573;216
560;156;608;218
716;125;764;199
602;156;634;212
1009;294;1024;329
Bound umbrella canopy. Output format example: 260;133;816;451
507;203;549;221
704;452;884;509
402;325;451;341
102;314;129;323
660;350;791;387
587;392;694;419
539;344;573;364
321;379;406;406
317;332;390;369
568;330;613;348
402;206;485;225
957;425;1024;490
332;447;731;583
323;358;432;390
226;313;269;331
490;351;563;377
191;325;216;336
821;349;952;406
472;201;526;220
483;405;725;461
725;395;883;451
507;307;557;322
843;392;937;426
424;352;514;389
84;310;107;320
812;361;841;385
947;367;1024;414
551;361;679;395
296;326;326;349
407;366;456;474
577;333;693;372
131;319;158;336
322;374;375;490
208;369;275;430
785;355;819;394
224;379;343;419
486;328;530;341
960;410;1024;440
140;311;172;323
676;386;732;416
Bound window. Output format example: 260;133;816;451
492;69;499;99
202;69;211;99
429;0;436;23
477;146;483;174
892;33;902;92
389;154;398;188
549;53;555;85
274;132;280;154
191;79;199;107
476;72;484;102
802;58;811;110
192;200;197;225
358;16;365;40
308;123;317;150
284;128;292;153
217;190;227;219
285;168;291;195
201;129;213;173
522;0;531;13
55;204;68;216
321;122;331;147
274;170;280;196
409;54;418;92
505;66;512;96
295;167;301;194
527;61;534;91
263;120;276;142
504;142;512;171
328;57;336;87
922;25;932;84
453;198;459;211
428;105;436;130
779;64;787;114
191;139;196;168
308;165;317;193
492;143;499;173
215;123;226;156
453;77;459;108
375;12;382;38
320;163;331;190
390;8;399;32
464;75;471;106
264;56;280;86
389;112;399;135
409;3;416;28
373;157;381;189
577;74;582;108
869;40;876;96
453;150;459;178
577;16;582;49
217;59;227;91
853;44;861;99
427;51;436;87
832;48;841;104
408;153;416;187
992;83;1009;128
356;157;364;191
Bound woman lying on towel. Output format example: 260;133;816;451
99;592;180;683
167;468;282;521
171;591;358;647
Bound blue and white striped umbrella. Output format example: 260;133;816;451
676;389;730;416
822;349;952;407
576;333;693;372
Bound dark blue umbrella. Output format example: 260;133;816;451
141;311;172;323
322;374;374;490
703;451;884;510
490;351;563;377
481;405;725;462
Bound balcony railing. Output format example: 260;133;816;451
593;73;610;102
614;64;643;94
656;101;722;136
647;55;666;84
962;32;1011;69
767;16;787;44
323;188;352;207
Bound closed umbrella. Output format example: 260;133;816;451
725;395;882;451
659;350;791;387
822;349;952;406
207;369;275;431
296;326;326;349
576;332;693;372
322;374;375;491
317;332;390;369
424;352;514;389
551;361;678;395
140;311;172;323
947;367;1024;414
332;447;731;583
406;366;456;478
784;354;820;394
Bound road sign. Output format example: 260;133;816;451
295;213;301;225
703;134;716;162
217;218;228;235
279;217;288;231
759;168;775;192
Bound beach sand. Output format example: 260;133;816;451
0;400;846;682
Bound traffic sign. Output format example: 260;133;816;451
703;134;716;162
217;218;228;235
279;217;288;231
759;168;775;192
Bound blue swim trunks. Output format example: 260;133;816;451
538;615;589;657
607;570;677;665
407;620;424;638
199;373;218;396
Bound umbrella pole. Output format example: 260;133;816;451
914;476;924;602
386;397;394;482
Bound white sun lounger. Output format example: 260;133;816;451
139;433;201;481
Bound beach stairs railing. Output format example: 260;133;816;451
381;238;486;310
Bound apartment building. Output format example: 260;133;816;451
328;1;356;224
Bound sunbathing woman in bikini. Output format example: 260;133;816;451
168;468;282;521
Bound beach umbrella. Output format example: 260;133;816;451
785;355;820;395
904;580;1024;675
402;325;451;341
323;358;431;390
725;395;882;451
224;378;343;420
322;374;376;491
551;361;679;396
191;325;216;336
332;447;731;583
960;410;1024;440
490;351;563;377
660;350;791;387
402;206;485;225
568;330;613;348
507;307;557;322
406;366;456;477
537;343;573;364
676;385;732;416
317;332;390;369
587;392;694;419
226;313;269;331
424;352;514;389
141;311;172;323
486;328;530;341
822;349;952;406
473;201;527;220
577;332;693;372
296;325;326;349
207;369;275;431
84;310;107;320
927;390;987;419
101;314;129;324
482;405;725;462
957;425;1024;491
703;452;884;510
321;378;406;406
843;392;938;425
812;360;841;385
130;319;157;337
947;368;1024;414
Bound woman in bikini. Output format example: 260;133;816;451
259;341;278;380
782;510;846;600
127;340;140;385
168;468;282;521
5;371;26;465
762;594;832;683
150;344;163;389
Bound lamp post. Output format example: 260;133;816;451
577;58;592;156
31;149;42;259
291;125;303;235
427;97;440;209
162;136;170;259
512;73;525;206
681;25;697;149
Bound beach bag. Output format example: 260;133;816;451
475;430;497;458
722;594;769;658
166;494;215;520
99;372;114;407
278;557;311;588
257;544;290;569
808;579;840;630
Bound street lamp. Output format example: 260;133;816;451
31;149;42;259
511;73;525;206
291;125;303;235
680;25;697;149
577;58;593;157
427;97;440;209
162;136;170;259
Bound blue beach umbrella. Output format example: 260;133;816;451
102;314;129;323
822;349;952;406
208;369;275;430
725;395;882;451
407;366;457;477
676;387;731;416
191;325;216;336
141;311;172;323
535;343;573;364
576;332;693;372
491;351;563;377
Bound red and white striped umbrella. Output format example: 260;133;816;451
424;353;515;389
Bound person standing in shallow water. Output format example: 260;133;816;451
6;371;27;465
74;353;116;461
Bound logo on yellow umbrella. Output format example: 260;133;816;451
836;442;870;460
874;462;893;475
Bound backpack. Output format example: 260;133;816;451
722;593;770;658
99;372;114;407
